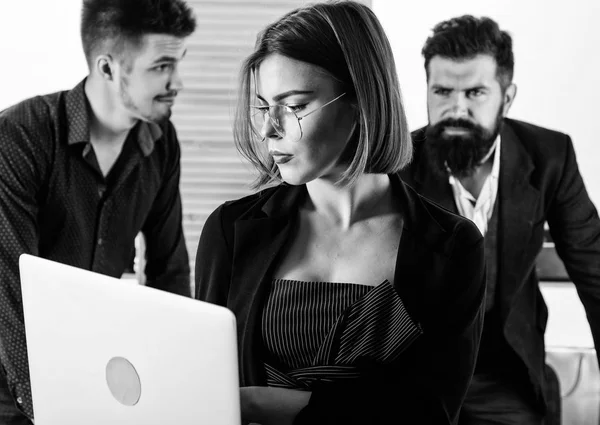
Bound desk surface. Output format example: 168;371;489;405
541;281;594;349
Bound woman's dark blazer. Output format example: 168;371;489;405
195;173;486;424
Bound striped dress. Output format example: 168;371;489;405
261;279;423;390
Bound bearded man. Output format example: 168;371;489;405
400;15;600;425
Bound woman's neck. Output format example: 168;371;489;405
304;173;392;229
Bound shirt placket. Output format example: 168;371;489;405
92;188;113;273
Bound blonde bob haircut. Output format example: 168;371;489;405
234;0;412;189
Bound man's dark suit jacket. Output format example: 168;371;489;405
195;174;486;424
400;118;600;410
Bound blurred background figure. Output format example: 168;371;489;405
400;15;600;425
0;0;196;422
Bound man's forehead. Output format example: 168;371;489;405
428;54;498;85
138;33;187;57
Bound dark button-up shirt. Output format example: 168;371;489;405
0;79;190;418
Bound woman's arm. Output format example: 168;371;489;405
195;204;233;305
241;387;311;425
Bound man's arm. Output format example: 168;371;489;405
141;125;190;297
547;136;600;361
240;387;310;425
0;117;49;419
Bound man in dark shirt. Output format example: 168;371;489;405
399;15;600;424
0;0;196;422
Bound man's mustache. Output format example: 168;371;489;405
155;91;179;100
433;118;478;132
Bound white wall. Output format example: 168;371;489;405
0;0;597;350
0;0;87;110
1;0;599;205
372;0;600;205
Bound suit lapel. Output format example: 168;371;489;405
497;122;540;322
390;175;446;325
228;184;306;385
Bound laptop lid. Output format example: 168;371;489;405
19;254;240;425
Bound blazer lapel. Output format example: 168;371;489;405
228;184;306;385
390;175;447;325
497;122;540;322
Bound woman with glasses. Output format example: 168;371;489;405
195;2;485;424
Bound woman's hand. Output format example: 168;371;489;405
240;386;311;425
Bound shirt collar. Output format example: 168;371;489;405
136;120;163;156
489;134;502;182
65;79;90;146
65;78;162;156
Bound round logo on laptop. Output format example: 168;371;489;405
106;356;142;406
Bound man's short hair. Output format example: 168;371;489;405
421;15;514;91
81;0;196;69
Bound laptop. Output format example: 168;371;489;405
19;254;241;425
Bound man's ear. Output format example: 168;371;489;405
502;83;517;117
95;55;115;81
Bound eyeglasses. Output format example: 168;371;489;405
251;92;346;143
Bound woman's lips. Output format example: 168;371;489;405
271;153;293;164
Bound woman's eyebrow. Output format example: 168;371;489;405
256;90;315;103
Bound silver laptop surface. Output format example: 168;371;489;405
19;254;240;425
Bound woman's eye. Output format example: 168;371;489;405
287;104;306;113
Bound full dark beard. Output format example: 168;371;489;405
424;112;503;179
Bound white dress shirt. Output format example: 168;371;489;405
448;136;501;236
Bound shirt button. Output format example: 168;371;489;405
16;396;22;404
98;238;103;246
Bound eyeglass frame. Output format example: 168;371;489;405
251;92;347;142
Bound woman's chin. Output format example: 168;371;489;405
279;169;313;186
280;176;308;186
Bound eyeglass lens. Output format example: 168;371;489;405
253;105;302;142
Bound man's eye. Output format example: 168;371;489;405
468;89;483;97
433;89;450;96
154;64;173;72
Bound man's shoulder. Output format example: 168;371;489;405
504;118;573;162
410;125;428;139
400;126;428;181
505;118;569;142
0;90;66;130
409;125;427;153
